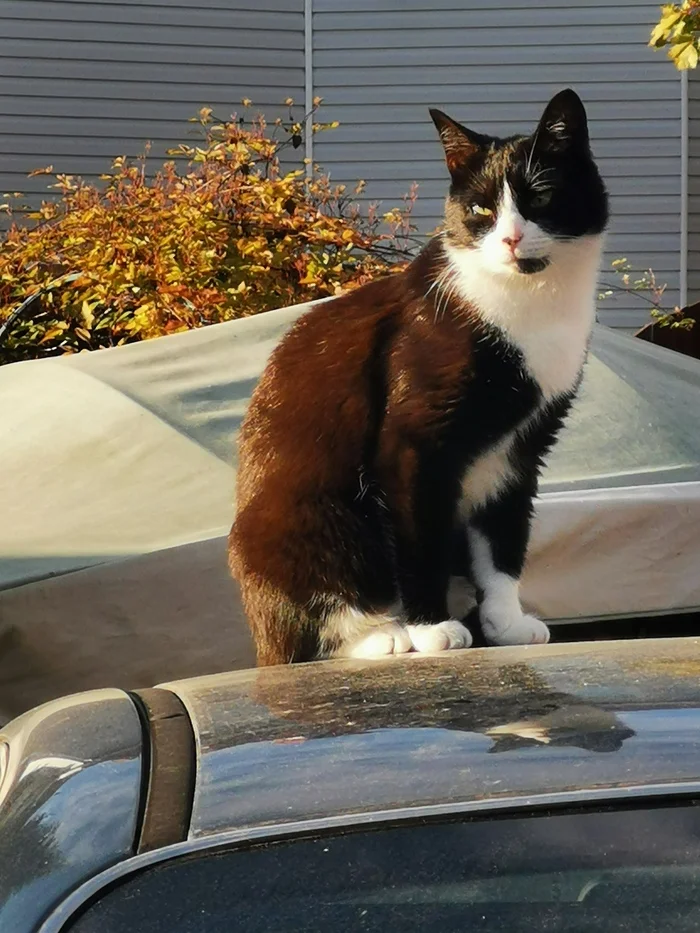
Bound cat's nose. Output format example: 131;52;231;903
502;231;523;252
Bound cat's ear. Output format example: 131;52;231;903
533;89;589;155
430;108;486;177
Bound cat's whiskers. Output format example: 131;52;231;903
441;268;467;321
435;271;454;324
531;173;554;192
525;132;540;176
425;267;446;323
424;272;443;299
432;264;462;324
526;162;555;192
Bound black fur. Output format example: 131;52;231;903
230;89;609;663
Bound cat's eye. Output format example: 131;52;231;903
471;203;493;217
530;190;553;209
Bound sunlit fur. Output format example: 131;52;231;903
230;90;609;664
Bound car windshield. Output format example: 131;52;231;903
65;803;700;932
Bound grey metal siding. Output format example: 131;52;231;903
313;0;682;329
688;70;700;303
0;0;305;216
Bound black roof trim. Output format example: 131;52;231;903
129;688;196;854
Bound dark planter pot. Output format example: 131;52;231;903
635;301;700;361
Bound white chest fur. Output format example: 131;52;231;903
461;432;518;510
449;233;603;510
446;234;602;401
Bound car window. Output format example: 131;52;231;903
64;803;700;933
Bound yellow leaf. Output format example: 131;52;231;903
671;40;699;68
650;7;684;46
39;324;68;343
81;299;95;327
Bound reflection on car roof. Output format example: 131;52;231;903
160;638;700;837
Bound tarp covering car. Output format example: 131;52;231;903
1;300;699;717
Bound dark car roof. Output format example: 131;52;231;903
161;637;700;839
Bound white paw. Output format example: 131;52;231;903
482;610;550;647
406;619;473;653
346;622;413;659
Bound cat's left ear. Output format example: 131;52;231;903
534;88;589;155
430;108;487;177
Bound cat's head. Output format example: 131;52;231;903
430;89;608;277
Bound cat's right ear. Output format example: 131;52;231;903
430;109;485;178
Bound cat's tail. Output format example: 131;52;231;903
229;533;310;666
231;546;407;665
248;584;325;666
228;507;402;665
237;572;407;666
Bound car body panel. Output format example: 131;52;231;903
0;688;142;931
5;637;700;932
160;638;700;838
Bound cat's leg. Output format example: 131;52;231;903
313;486;415;660
466;397;574;646
232;484;409;662
381;455;472;653
467;480;550;646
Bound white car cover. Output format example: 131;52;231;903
0;301;698;717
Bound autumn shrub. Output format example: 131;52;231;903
650;2;700;69
0;101;417;365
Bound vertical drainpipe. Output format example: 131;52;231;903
681;68;689;308
304;0;314;178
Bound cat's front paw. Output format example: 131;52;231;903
406;619;473;653
346;622;413;659
481;607;550;647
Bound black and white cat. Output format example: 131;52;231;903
229;89;609;665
